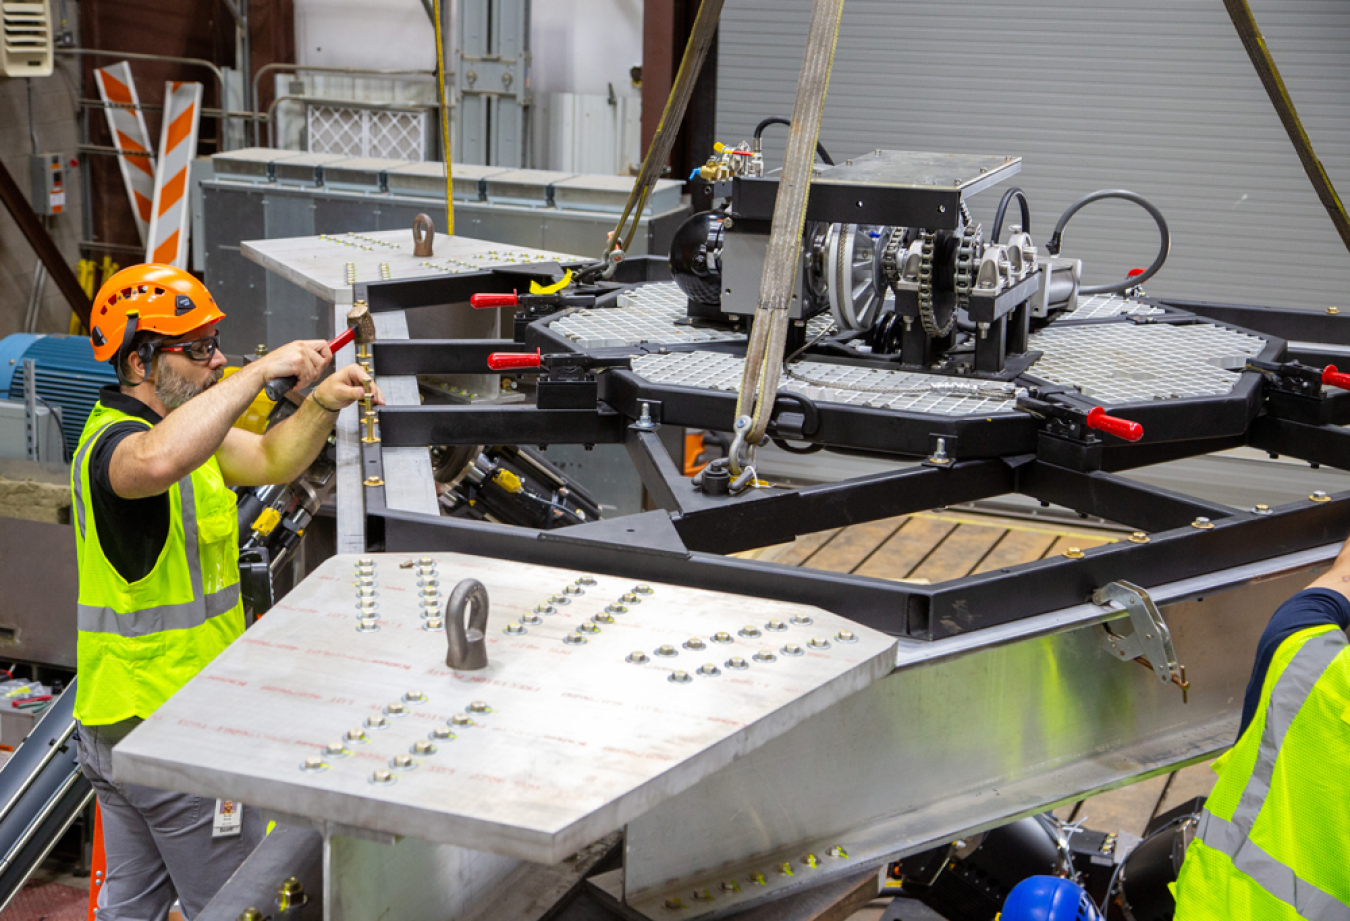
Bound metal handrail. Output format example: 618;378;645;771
56;47;226;102
267;94;440;149
252;64;440;145
78;98;259;122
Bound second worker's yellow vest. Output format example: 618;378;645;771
1173;623;1350;920
71;400;245;725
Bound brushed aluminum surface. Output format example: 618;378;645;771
112;553;896;864
618;545;1336;918
242;230;579;304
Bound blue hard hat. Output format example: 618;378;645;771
1000;876;1102;921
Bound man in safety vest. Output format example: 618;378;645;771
1172;540;1350;918
72;264;383;919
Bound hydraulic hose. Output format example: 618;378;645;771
752;116;835;166
991;187;1031;242
1047;189;1170;296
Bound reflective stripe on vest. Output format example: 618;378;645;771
72;465;238;635
1194;631;1350;920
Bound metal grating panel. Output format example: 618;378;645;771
631;351;1023;417
308;105;429;161
549;283;746;348
716;0;1350;312
1059;294;1165;321
1028;322;1266;404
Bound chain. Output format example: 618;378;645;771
881;226;906;290
918;230;955;336
955;221;981;314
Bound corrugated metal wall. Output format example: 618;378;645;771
715;0;1350;311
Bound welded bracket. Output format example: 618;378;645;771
1093;580;1189;702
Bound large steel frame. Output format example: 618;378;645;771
347;258;1350;645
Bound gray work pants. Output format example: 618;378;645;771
78;719;266;921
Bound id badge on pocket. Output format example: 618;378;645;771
212;799;242;838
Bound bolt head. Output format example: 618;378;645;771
370;769;395;785
535;604;556;615
727;656;748;670
808;636;831;649
836;630;857;643
549;595;570;605
765;619;786;632
575;576;597;586
790;614;813;626
739;625;761;638
504;622;526;635
520;613;542;625
386;702;406;716
606;604;628;615
698;663;720;676
365;715;388;729
451;714;474;726
621;592;640;603
431;727;455;741
422;618;444;631
656;644;677;657
669;670;692;684
634;584;654;595
754;649;777;663
627;651;649;664
324;743;348;757
782;643;804;656
684;637;705;650
563;634;587;645
712;631;733;644
301;756;326;772
345;729;366;742
468;701;491;714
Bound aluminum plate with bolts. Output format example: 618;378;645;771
111;552;896;864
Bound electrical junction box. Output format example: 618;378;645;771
29;153;64;216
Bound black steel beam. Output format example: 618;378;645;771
1248;416;1350;473
672;459;1016;555
1016;462;1238;531
1163;298;1350;347
0;158;92;327
918;494;1350;638
374;339;516;376
378;405;627;447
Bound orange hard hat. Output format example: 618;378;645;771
90;264;225;364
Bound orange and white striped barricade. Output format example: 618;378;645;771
93;62;157;246
146;81;203;268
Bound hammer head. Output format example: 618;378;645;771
346;301;376;344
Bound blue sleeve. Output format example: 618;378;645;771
1238;588;1350;738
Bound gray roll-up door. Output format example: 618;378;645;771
716;0;1350;311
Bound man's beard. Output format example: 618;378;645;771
155;361;222;410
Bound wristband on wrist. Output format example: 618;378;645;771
310;391;341;413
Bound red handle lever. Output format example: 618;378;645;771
1086;407;1144;442
487;349;541;371
1323;365;1350;390
328;325;357;352
471;291;519;309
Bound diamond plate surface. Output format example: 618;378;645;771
1028;322;1265;404
549;284;746;349
631;351;1023;416
1059;294;1165;321
110;553;895;863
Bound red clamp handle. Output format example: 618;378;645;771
1323;365;1350;390
470;291;519;309
487;349;541;371
1126;267;1147;278
1086;407;1144;443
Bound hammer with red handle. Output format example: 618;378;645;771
263;302;376;401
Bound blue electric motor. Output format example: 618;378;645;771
0;334;118;460
1001;876;1103;921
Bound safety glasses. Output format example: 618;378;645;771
158;333;220;362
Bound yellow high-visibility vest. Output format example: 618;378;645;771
1173;623;1350;920
71;401;244;725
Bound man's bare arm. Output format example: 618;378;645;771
217;364;383;487
1306;535;1350;604
108;342;328;499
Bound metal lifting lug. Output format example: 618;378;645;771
445;579;490;671
1092;581;1189;703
